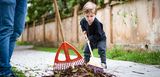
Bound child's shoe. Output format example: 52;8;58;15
101;63;107;69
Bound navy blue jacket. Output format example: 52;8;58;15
80;17;106;43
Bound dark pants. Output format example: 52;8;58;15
84;40;107;64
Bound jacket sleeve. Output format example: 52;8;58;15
80;19;87;32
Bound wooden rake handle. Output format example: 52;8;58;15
53;0;65;42
84;34;94;57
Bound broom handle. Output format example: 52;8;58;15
84;34;94;57
53;0;65;42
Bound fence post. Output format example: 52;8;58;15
76;5;80;43
56;13;60;42
33;21;36;44
27;23;29;42
72;4;80;43
109;5;113;44
21;30;24;42
42;17;46;43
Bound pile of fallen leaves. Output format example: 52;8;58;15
44;64;116;77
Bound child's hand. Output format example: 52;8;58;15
83;31;87;35
84;33;89;42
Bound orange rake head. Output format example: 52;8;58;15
53;41;84;71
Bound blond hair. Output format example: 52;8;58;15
83;1;97;14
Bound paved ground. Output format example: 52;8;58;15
11;46;160;77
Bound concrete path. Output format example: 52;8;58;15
11;46;160;77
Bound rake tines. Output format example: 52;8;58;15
53;59;84;71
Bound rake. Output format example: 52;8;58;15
53;0;84;71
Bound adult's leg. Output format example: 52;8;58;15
0;1;16;75
9;0;27;60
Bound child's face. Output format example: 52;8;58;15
85;13;95;25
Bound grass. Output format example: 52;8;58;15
16;41;32;46
12;67;25;77
32;46;84;55
33;46;57;52
107;46;160;65
32;45;160;65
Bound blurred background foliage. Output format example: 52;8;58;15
27;0;105;24
27;0;131;24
